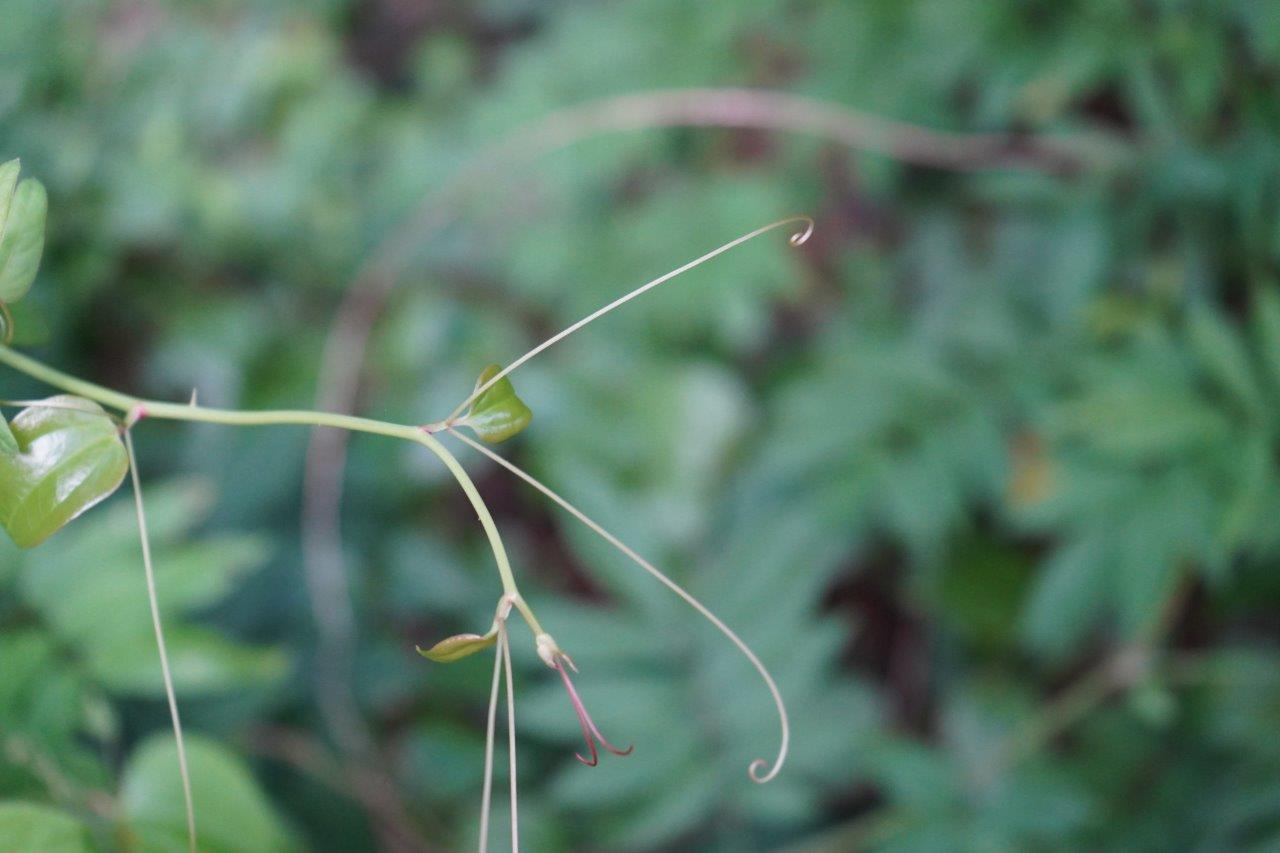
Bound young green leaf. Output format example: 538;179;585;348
416;630;497;662
462;364;533;443
0;395;128;548
0;171;48;304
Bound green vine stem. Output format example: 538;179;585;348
0;342;544;635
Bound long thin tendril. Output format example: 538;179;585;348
500;621;518;851
478;626;504;853
447;428;790;784
124;429;197;851
443;216;814;425
441;216;811;782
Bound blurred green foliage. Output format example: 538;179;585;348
3;0;1280;850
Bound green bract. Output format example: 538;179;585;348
0;396;129;548
0;159;48;304
416;630;497;662
463;363;532;443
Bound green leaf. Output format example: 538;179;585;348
463;364;532;443
1186;303;1261;413
0;160;19;240
0;631;111;787
1021;537;1108;659
416;631;497;662
0;396;128;548
0;173;48;304
0;801;92;852
121;735;294;853
0;415;17;454
1049;388;1230;462
15;478;285;696
87;626;288;696
1253;285;1280;396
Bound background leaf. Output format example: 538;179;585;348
17;478;284;696
4;2;1280;850
0;802;91;853
120;736;294;853
0;176;47;304
0;160;19;243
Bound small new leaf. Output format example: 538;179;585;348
0;159;48;304
462;364;533;443
416;631;497;663
0;396;129;548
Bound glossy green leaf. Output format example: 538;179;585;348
0;396;128;548
463;364;532;443
121;735;294;852
0;170;48;304
0;801;92;853
416;631;497;662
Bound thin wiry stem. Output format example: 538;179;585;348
443;216;813;425
500;621;519;852
123;429;197;852
479;628;505;853
301;87;1127;778
0;344;530;608
0;342;541;848
447;428;790;783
